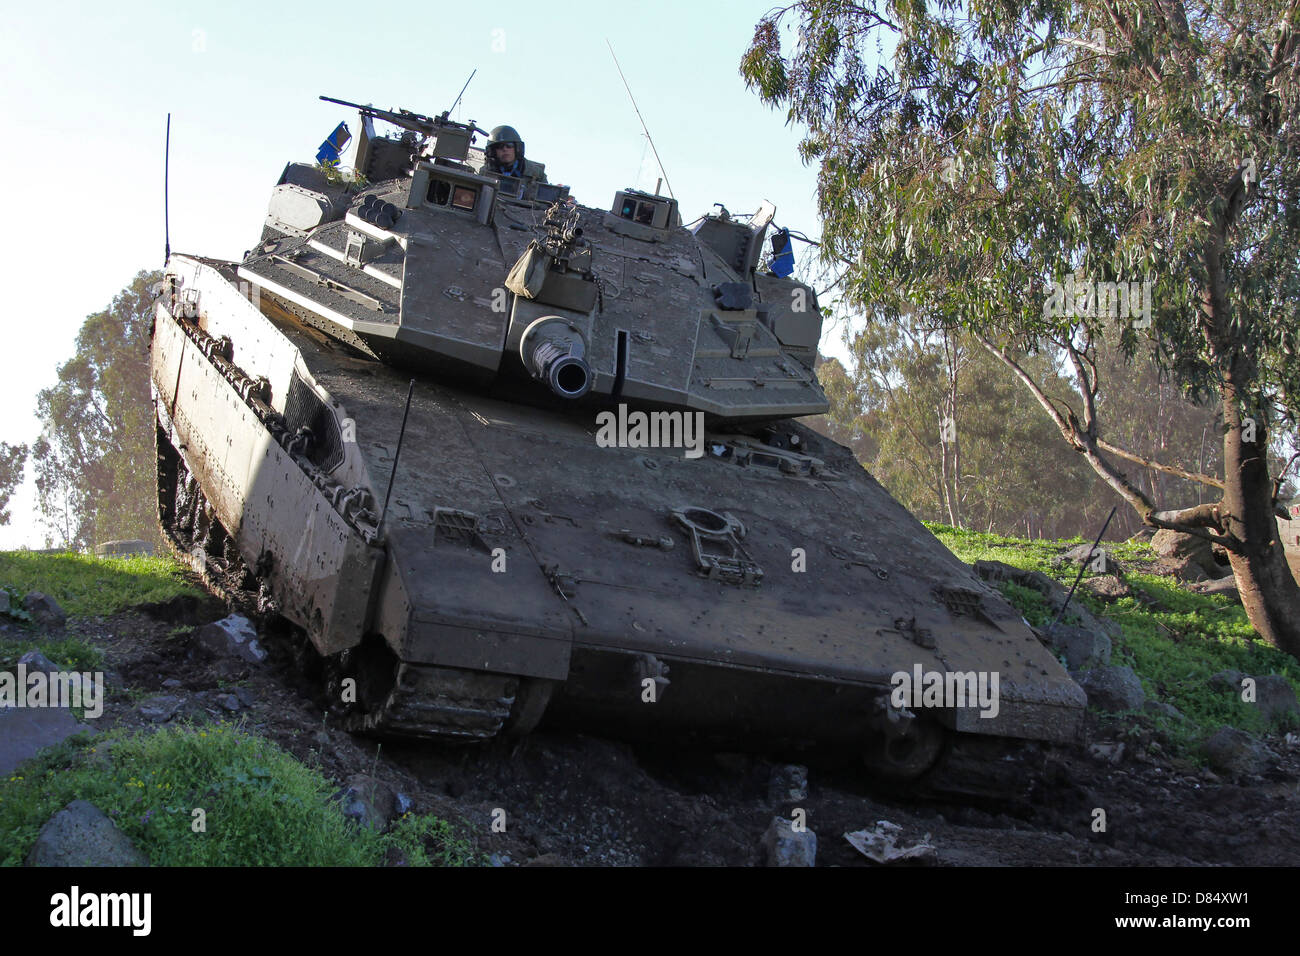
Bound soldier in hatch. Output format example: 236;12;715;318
483;125;548;183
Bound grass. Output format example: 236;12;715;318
926;522;1300;754
0;724;481;867
0;551;204;619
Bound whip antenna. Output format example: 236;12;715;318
606;40;674;199
449;69;476;115
164;113;171;264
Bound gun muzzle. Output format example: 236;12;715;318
529;337;592;399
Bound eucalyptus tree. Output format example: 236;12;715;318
743;0;1300;655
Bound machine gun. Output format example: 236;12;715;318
319;96;485;143
320;95;487;174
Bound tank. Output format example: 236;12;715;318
150;94;1085;781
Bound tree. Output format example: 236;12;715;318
34;270;161;550
0;442;27;527
743;0;1300;657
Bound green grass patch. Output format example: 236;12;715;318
0;724;480;866
0;637;105;674
0;551;203;619
925;522;1300;753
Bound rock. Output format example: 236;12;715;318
334;773;403;831
762;816;817;867
975;560;1112;635
94;539;153;557
1209;669;1246;694
1143;700;1183;720
17;649;59;673
214;693;242;712
1078;574;1132;601
1150;530;1230;579
394;792;413;816
233;685;256;707
25;800;149;866
162;678;183;689
1191;576;1240;603
138;695;183;723
194;615;266;664
768;764;809;803
1203;727;1272;777
0;705;92;775
22;592;66;628
1053;544;1125;576
1253;674;1299;724
1088;741;1126;764
1041;623;1111;670
1156;556;1209;582
1078;665;1146;711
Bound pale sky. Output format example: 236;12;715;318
0;0;845;548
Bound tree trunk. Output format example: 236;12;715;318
1218;368;1300;657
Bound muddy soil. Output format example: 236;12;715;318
13;582;1293;868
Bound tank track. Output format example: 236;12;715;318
155;413;530;744
344;663;520;740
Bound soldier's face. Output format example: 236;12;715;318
494;143;516;165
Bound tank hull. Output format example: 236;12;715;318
151;256;1085;761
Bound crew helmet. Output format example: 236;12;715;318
487;125;525;163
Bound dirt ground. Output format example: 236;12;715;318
24;594;1299;867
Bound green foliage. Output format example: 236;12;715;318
34;270;162;550
1;586;32;624
0;443;26;527
0;725;480;867
317;160;368;189
928;522;1300;753
0;550;203;617
0;637;104;674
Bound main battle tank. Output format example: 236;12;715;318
150;95;1085;781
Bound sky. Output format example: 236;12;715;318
0;0;845;549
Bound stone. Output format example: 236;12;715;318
1203;727;1271;777
394;792;413;816
214;693;242;712
1143;700;1183;720
1191;576;1240;602
1078;574;1132;601
1150;530;1230;579
1088;741;1126;764
1209;669;1246;694
17;649;59;673
763;816;817;867
94;539;154;557
194;615;266;664
1053;544;1125;577
233;685;256;707
138;695;183;723
1156;557;1209;582
767;764;809;803
0;705;91;775
1253;674;1299;724
1078;665;1146;712
21;592;66;628
162;679;183;689
25;800;149;866
334;773;403;831
1043;623;1112;670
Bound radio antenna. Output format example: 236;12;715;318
606;40;674;199
449;69;476;115
164;113;172;264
